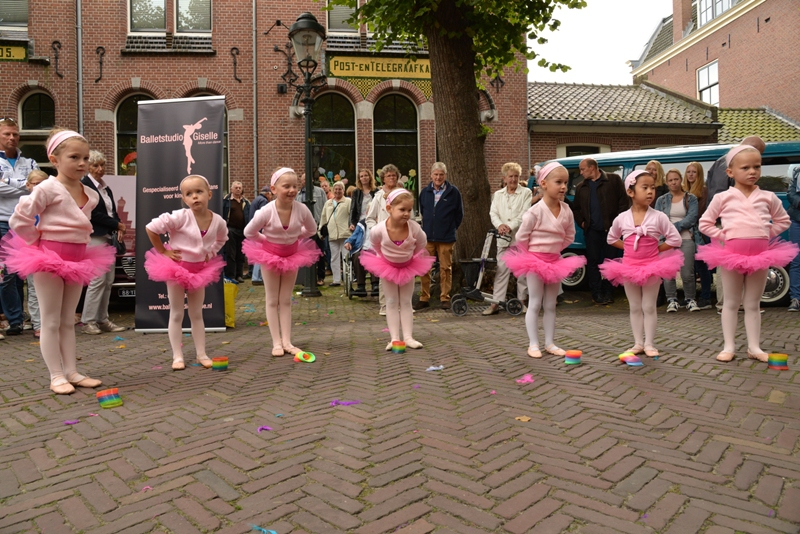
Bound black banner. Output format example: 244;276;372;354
134;96;226;331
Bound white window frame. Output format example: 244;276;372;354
175;0;212;34
556;144;610;159
698;0;733;28
128;0;167;34
697;60;719;106
0;0;29;31
327;0;358;33
17;91;55;172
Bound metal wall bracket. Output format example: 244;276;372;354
94;46;105;83
230;47;242;82
490;75;505;93
51;41;63;78
274;42;298;87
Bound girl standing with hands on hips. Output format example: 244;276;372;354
2;129;115;394
599;170;683;357
697;146;797;362
243;168;321;356
144;175;228;370
502;162;586;358
360;189;434;350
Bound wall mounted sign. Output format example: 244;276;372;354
0;45;27;61
328;55;431;80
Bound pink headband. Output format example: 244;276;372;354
180;174;210;188
386;188;409;206
271;167;295;186
624;170;650;190
46;130;86;158
537;162;565;186
726;145;759;167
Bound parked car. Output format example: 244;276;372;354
546;141;800;304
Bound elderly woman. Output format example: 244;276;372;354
80;150;126;335
483;162;533;315
319;181;352;287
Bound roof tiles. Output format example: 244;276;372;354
718;109;800;143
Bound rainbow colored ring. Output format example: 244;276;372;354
767;353;789;370
212;357;228;371
391;341;406;354
96;388;123;408
619;352;643;367
293;351;316;363
564;350;582;365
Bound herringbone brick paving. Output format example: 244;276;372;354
1;283;799;533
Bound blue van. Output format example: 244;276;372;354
547;141;800;304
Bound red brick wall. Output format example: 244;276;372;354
638;0;800;122
482;67;529;192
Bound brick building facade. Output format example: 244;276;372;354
0;1;528;198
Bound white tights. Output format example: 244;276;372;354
624;279;660;349
720;267;768;354
167;283;207;361
264;268;299;350
525;273;560;349
33;272;84;383
384;279;415;342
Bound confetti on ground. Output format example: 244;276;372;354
151;366;162;370
515;374;534;384
412;384;420;389
259;321;268;326
221;341;230;344
30;342;40;346
515;416;531;422
25;359;34;362
490;390;496;395
247;322;258;326
257;426;273;433
429;319;439;323
331;399;361;406
243;304;256;313
88;413;98;417
250;526;277;534
116;344;126;349
141;486;153;492
426;365;444;372
63;420;79;425
113;336;125;341
323;352;330;355
382;328;390;332
349;319;355;323
275;414;283;417
328;310;334;314
184;333;191;337
191;363;202;367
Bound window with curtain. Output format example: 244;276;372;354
177;0;211;32
0;0;28;26
21;93;55;131
311;94;356;184
117;94;153;174
130;0;166;31
328;0;357;32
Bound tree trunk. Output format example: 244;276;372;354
425;0;492;275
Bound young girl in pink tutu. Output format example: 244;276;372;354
144;175;228;370
2;129;115;394
243;168;320;356
502;162;586;358
698;145;796;362
360;189;434;350
600;170;683;357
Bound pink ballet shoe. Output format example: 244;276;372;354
716;351;735;362
404;339;423;349
747;351;769;363
283;345;302;356
385;341;393;351
50;377;75;395
627;345;644;355
545;345;566;356
196;356;213;369
67;374;102;388
527;347;542;358
644;347;659;357
172;359;186;370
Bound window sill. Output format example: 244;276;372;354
122;34;214;54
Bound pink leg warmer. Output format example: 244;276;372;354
34;272;83;381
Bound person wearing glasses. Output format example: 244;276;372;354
0;117;39;337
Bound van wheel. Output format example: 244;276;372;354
561;252;587;289
761;265;790;306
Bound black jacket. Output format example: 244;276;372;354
81;175;119;237
572;171;628;233
350;187;377;228
419;181;464;243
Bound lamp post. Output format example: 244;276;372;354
288;12;327;297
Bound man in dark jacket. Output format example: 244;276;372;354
222;181;251;282
414;162;464;310
572;158;628;305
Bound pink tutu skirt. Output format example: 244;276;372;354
144;248;225;290
501;247;587;284
696;238;799;275
599;235;684;287
359;250;435;285
242;238;321;274
0;233;115;285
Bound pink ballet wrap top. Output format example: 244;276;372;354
698;187;790;241
359;219;434;285
244;201;317;244
515;200;576;253
369;219;427;263
10;178;97;244
145;209;228;263
606;208;682;250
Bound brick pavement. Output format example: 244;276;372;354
1;283;799;533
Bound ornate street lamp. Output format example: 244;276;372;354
288;12;327;297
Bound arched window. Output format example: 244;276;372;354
18;92;56;172
311;93;355;184
373;94;418;198
116;94;152;174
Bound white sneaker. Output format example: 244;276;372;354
685;299;700;312
379;306;386;316
666;300;679;313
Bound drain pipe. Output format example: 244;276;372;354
76;0;84;134
252;0;259;192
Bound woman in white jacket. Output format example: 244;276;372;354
484;162;533;315
319;181;352;286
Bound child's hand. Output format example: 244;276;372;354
163;249;182;262
344;243;352;251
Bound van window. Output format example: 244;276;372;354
568;165;623;196
634;161;716;176
759;157;800;193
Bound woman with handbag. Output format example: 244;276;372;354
80;150;126;335
318;182;352;287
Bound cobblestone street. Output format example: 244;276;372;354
1;283;799;533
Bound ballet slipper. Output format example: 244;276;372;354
545;345;566;356
404;338;423;349
283;345;302;356
172;358;186;370
747;351;769;363
716;351;735;362
527;347;542;358
271;345;284;357
50;377;75;395
196;356;213;369
67;373;102;388
627;344;644;355
644;347;659;357
386;341;393;351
